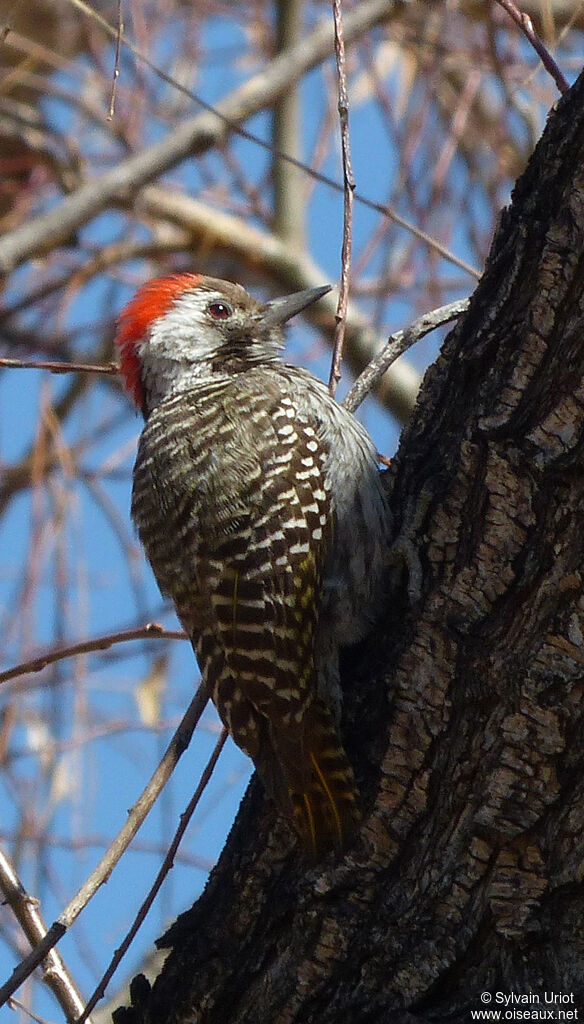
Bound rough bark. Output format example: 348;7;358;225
114;70;584;1024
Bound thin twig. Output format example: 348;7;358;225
0;828;213;871
329;0;355;398
108;0;124;119
342;298;470;414
493;0;569;94
77;728;229;1023
8;995;53;1023
0;357;119;375
0;622;186;686
0;848;91;1023
0;684;209;1010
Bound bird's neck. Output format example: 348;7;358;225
140;352;278;418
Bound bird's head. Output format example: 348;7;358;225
115;273;331;415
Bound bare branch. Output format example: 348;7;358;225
329;0;355;398
0;356;118;375
0;683;209;1009
0;847;90;1023
108;0;123;120
273;0;305;248
493;0;570;93
78;729;228;1023
0;623;187;686
342;298;470;414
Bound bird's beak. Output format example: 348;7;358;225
260;285;332;328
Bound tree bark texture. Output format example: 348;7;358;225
114;71;584;1024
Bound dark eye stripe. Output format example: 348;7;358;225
208;301;233;319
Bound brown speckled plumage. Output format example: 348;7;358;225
117;276;389;856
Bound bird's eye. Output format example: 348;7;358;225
207;301;233;320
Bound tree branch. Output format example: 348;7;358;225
0;848;90;1023
328;0;355;397
0;683;208;1010
493;0;570;93
0;623;186;687
78;729;228;1024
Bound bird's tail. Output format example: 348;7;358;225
282;700;361;858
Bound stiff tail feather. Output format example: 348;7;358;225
286;701;361;858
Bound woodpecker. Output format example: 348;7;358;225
116;273;389;857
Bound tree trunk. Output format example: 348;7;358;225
114;69;584;1024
